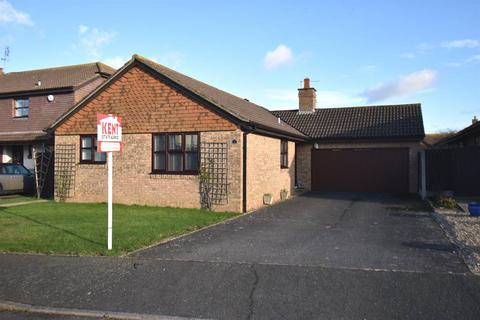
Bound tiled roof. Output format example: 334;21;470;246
272;104;425;140
134;55;306;139
51;55;306;139
435;121;480;146
0;62;116;95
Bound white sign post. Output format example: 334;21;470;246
97;113;122;250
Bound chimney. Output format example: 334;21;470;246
473;116;478;125
298;78;316;113
0;68;3;75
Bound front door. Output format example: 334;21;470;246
11;146;23;165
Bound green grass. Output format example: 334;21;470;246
0;202;237;256
0;195;38;205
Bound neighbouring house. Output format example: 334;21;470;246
48;55;425;213
273;79;425;194
434;117;480;148
0;63;115;174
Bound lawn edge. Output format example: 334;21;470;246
125;194;303;257
0;300;204;320
0;212;238;258
123;210;248;257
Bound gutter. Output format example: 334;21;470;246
242;131;248;213
0;87;74;99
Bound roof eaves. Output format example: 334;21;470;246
0;86;74;98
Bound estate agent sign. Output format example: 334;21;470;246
97;113;122;152
97;113;123;250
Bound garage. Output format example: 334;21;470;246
311;148;409;193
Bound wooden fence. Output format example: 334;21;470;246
426;147;480;196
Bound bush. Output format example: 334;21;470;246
436;196;457;209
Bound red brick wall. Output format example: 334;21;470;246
55;66;238;135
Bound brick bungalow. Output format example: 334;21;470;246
49;55;425;213
49;55;305;212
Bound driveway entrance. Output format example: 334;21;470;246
133;193;466;273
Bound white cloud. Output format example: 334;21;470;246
103;56;128;69
265;89;365;107
0;0;33;26
364;69;437;103
448;54;480;67
441;39;480;48
264;44;294;69
77;25;115;60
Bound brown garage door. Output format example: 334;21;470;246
311;148;409;193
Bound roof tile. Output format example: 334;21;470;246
0;62;116;94
272;104;425;140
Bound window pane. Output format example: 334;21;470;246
15;99;29;117
168;134;182;150
154;135;165;152
15;107;28;117
168;153;183;171
153;153;166;170
81;149;92;161
81;137;92;148
185;152;198;170
94;152;106;162
185;134;198;151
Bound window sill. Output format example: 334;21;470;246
13;116;28;119
281;166;289;169
149;172;198;180
150;171;198;176
78;161;107;165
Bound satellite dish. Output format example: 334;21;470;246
47;95;54;102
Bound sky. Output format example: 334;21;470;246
0;0;479;133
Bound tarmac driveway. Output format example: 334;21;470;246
133;193;467;273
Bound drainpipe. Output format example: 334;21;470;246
242;132;248;213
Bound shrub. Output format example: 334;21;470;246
436;196;457;209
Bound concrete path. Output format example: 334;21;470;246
1;193;479;319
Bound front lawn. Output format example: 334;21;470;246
0;202;237;255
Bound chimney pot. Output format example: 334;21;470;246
473;116;478;124
303;78;310;89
